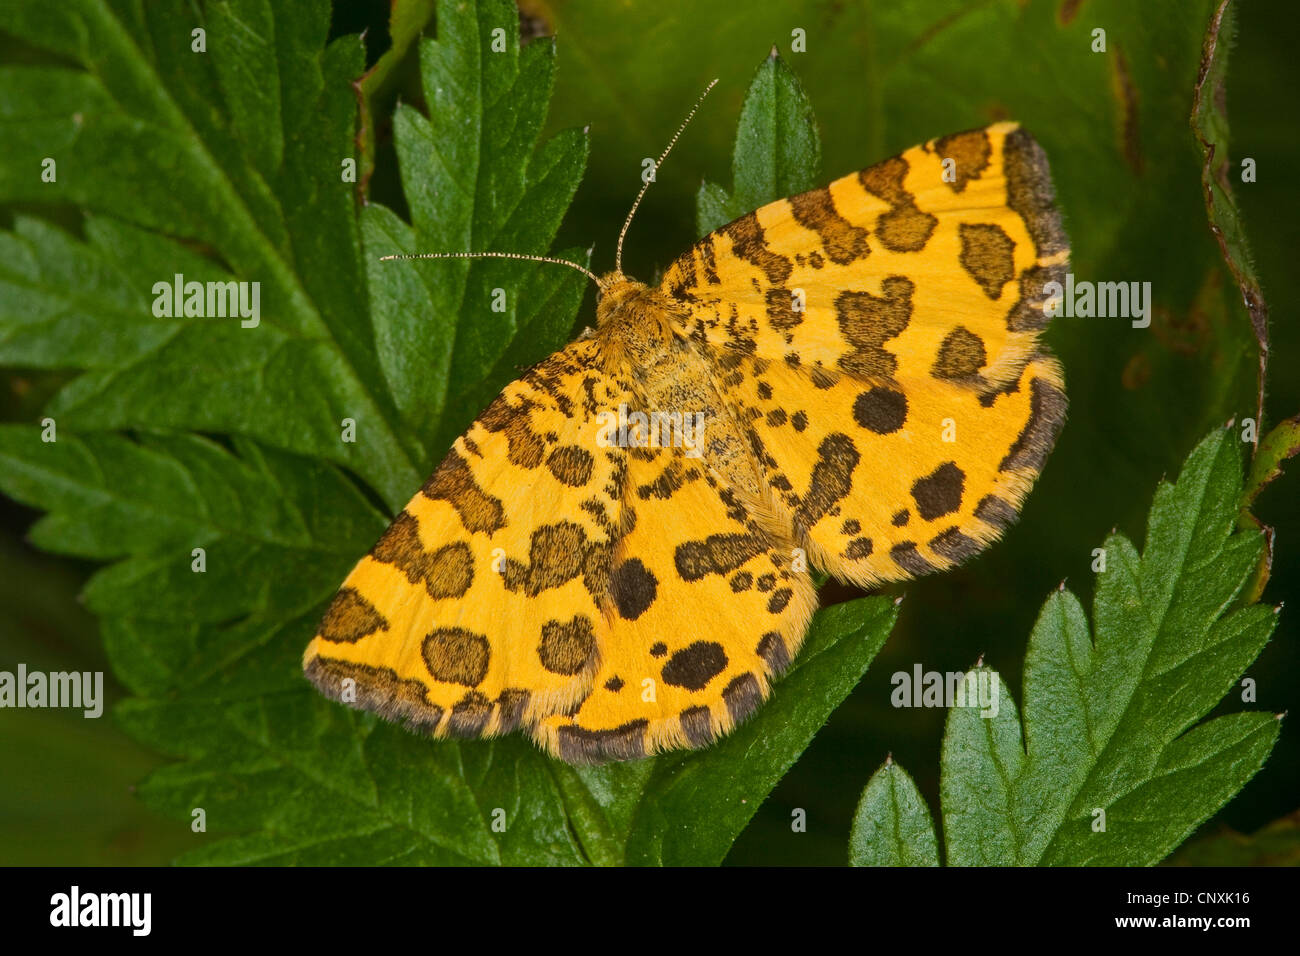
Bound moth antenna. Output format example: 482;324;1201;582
615;78;719;274
380;250;603;289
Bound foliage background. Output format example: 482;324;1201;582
0;0;1294;865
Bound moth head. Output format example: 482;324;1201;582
594;274;658;328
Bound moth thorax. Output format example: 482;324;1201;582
593;278;674;358
594;274;650;324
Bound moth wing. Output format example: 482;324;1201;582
660;122;1066;388
531;442;817;763
660;122;1068;586
303;340;632;739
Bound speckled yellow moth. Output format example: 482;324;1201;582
302;84;1068;764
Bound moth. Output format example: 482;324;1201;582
303;86;1068;764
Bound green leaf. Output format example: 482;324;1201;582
849;758;939;867
0;0;416;509
695;49;821;237
939;427;1279;866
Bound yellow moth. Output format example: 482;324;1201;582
303;82;1068;764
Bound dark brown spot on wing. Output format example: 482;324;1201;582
674;533;768;581
610;558;658;620
425;542;475;599
789;188;871;264
765;288;803;333
794;433;859;533
845;537;874;560
502;520;590;596
756;631;790;673
809;366;839;389
723;672;763;723
662;641;729;691
1006;262;1067;332
933;326;988;379
891;541;936;576
582;539;613;607
853;386;908;434
422;627;491;686
836;276;913;379
912;462;965;521
975;495;1018;530
679;706;715;747
546;445;594;487
538;615;597;675
372;514;473;599
719;211;792;284
930;527;982;563
319;587;388;643
859;156;938;252
447;691;492;736
959;222;1016;300
933;129;992;192
495;688;530;733
699;238;720;284
637;459;697;500
478;395;546;468
767;588;793;613
370;510;428;581
422;450;506;534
